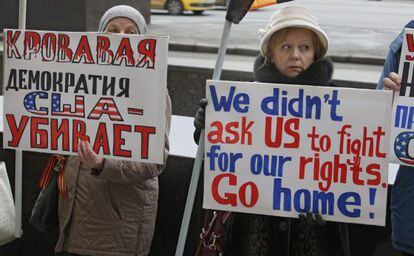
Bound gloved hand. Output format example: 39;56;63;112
194;98;207;130
193;98;208;144
293;213;327;256
298;212;325;227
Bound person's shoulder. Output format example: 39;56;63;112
389;20;414;53
389;34;404;55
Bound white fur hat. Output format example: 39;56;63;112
259;5;329;59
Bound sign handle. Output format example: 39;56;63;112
175;20;232;256
15;0;27;239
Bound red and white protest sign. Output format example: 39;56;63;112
204;80;392;226
390;28;414;166
2;29;168;163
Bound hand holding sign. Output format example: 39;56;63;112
78;140;104;169
383;72;401;91
194;99;208;130
194;98;208;143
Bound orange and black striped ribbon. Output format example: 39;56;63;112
56;155;68;196
38;155;68;196
38;155;56;189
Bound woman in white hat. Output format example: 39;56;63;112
254;5;330;85
194;5;349;256
233;6;350;256
55;5;171;256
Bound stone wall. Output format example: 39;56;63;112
166;65;376;117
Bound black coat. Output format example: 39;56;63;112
226;56;350;256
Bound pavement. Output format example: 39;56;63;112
2;0;402;89
5;0;412;66
148;0;414;86
148;0;414;61
1;0;412;64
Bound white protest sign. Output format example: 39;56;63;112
204;80;392;226
2;29;168;163
390;28;414;166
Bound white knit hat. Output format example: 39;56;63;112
98;5;147;34
259;5;329;59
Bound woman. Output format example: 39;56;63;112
55;5;172;256
194;5;349;256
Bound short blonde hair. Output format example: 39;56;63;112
266;27;324;63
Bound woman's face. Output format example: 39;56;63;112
104;17;140;34
270;28;316;78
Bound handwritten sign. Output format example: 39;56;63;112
390;28;414;166
2;29;168;163
204;80;392;226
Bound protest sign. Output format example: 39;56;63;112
204;80;392;226
2;29;168;163
390;28;414;166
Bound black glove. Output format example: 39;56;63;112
293;213;327;256
298;212;325;227
193;98;208;144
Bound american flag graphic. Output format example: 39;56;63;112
51;93;85;117
394;131;414;164
128;108;143;116
24;92;48;115
88;97;123;121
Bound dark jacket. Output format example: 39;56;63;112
226;56;349;256
253;55;334;86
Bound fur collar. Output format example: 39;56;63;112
253;55;334;86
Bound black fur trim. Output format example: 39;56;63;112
253;55;334;87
